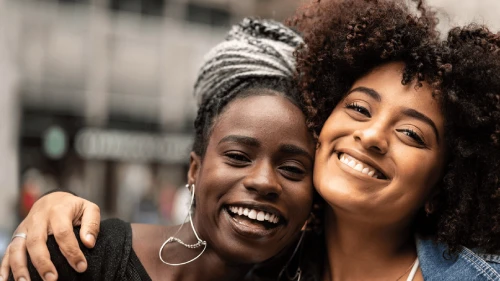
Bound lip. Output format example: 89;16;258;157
223;208;284;239
334;148;391;181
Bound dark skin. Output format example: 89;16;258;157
189;91;314;264
131;92;314;281
42;90;314;281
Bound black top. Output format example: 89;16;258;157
10;218;307;281
10;219;152;281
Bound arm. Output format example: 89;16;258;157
0;191;101;281
6;220;130;281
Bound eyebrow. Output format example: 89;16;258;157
218;135;260;147
218;135;314;162
348;86;440;142
347;87;382;102
280;144;314;163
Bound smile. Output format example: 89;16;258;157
338;153;387;180
224;204;284;233
227;206;280;224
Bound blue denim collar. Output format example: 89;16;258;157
417;237;500;281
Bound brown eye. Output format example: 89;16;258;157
345;102;371;117
225;152;250;164
281;166;305;174
279;163;307;181
396;129;426;146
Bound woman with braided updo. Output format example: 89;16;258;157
3;18;316;281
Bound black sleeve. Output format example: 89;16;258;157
9;219;133;281
39;188;77;198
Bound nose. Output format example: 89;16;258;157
242;161;282;199
353;121;389;154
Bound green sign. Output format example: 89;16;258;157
43;126;67;159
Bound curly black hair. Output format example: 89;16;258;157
291;0;442;137
289;0;500;262
435;25;500;253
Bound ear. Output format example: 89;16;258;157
301;212;314;231
301;219;309;232
187;151;202;186
425;187;441;214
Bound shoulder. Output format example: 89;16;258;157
417;237;500;281
94;218;133;249
48;218;133;280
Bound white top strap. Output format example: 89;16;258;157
406;258;420;281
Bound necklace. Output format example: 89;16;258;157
395;257;418;281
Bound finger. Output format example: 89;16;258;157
0;244;11;281
50;210;87;273
8;237;30;281
25;225;58;281
78;202;100;249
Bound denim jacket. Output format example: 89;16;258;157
417;237;500;281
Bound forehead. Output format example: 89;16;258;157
210;93;312;148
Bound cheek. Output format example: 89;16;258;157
196;161;234;205
318;113;339;140
317;110;352;145
393;148;443;198
296;182;314;210
287;187;314;231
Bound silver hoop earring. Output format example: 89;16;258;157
278;229;305;281
158;184;207;266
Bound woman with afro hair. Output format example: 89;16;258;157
284;0;500;280
3;0;500;280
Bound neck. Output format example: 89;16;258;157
321;207;417;281
134;222;252;281
164;243;252;281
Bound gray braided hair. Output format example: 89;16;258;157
194;17;304;106
192;18;306;157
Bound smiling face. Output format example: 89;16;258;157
188;90;315;264
314;62;447;226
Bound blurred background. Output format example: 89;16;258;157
0;0;499;257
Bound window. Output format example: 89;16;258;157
110;0;164;16
185;2;230;27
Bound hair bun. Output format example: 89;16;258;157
193;17;303;106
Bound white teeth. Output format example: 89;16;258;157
354;163;363;171
257;211;265;221
227;206;280;224
248;210;257;219
339;153;382;179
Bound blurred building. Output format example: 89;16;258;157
0;0;302;235
1;0;500;246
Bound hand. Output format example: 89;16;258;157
0;191;101;281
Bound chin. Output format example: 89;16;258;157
215;242;279;265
